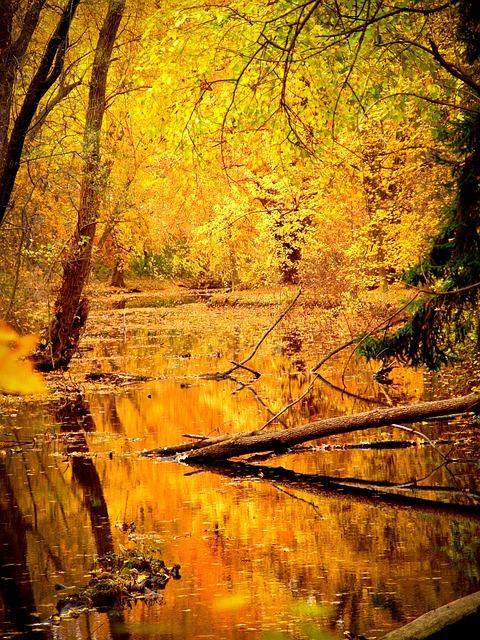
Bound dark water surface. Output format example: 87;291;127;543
1;295;479;639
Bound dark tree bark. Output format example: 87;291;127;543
36;0;126;370
0;0;81;226
110;259;127;288
0;0;45;161
144;392;480;462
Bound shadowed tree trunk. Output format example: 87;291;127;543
35;0;126;371
0;0;81;227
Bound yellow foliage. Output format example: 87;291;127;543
0;321;45;395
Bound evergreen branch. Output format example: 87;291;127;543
411;281;480;297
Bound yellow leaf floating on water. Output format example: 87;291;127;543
0;320;45;395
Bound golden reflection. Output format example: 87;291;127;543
0;308;479;640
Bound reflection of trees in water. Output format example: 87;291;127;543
0;396;117;637
281;329;307;373
103;395;124;433
55;396;131;639
194;459;480;636
0;461;49;639
51;395;130;640
57;396;114;559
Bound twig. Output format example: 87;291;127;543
201;287;302;379
259;372;320;430
393;461;449;489
228;360;261;378
378;383;394;406
340;289;422;386
390;423;447;460
311;338;358;372
258;289;424;430
232;287;302;368
233;382;289;428
258;336;360;430
272;483;326;519
315;374;385;405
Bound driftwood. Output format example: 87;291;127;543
143;392;480;462
379;589;480;639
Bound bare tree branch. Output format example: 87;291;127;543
201;287;302;380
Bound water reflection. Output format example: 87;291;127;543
0;297;479;639
0;460;50;639
57;396;114;557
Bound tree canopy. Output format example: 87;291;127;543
0;0;478;372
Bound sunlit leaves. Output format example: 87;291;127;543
0;321;45;395
1;0;468;329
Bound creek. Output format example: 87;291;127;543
1;289;479;639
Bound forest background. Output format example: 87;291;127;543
1;0;479;380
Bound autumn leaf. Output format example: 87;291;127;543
0;321;45;395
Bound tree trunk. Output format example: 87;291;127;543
379;589;480;640
35;0;126;371
110;259;126;288
144;392;480;462
0;0;47;162
0;0;80;227
280;242;301;285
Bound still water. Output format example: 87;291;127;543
1;293;479;639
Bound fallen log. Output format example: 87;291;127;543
378;589;480;639
144;392;480;462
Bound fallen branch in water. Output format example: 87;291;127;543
143;392;480;462
200;287;302;381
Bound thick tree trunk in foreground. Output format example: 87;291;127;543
379;589;480;640
35;0;125;371
145;393;480;462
